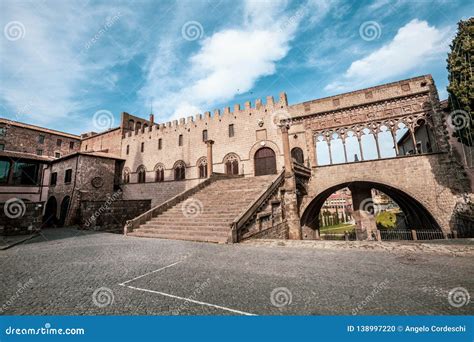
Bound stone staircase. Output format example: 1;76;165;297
127;175;278;243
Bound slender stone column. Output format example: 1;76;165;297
342;140;348;163
205;140;214;177
357;136;364;161
391;128;399;156
327;140;333;165
374;133;381;159
410;127;419;154
348;184;378;240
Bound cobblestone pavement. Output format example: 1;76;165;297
0;228;473;315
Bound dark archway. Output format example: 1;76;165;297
300;181;441;233
291;147;304;164
43;196;57;227
58;196;70;227
254;147;276;176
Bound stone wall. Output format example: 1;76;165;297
121;178;204;207
0;201;43;235
80;199;151;232
243;222;289;240
48;154;121;225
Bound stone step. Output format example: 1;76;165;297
129;231;228;243
150;214;235;221
129;173;279;244
146;219;232;227
136;226;230;234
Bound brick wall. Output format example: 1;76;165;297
0;119;80;158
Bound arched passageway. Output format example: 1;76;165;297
43;196;57;227
300;181;441;240
58;196;70;227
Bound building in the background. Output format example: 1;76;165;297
396;121;435;155
0;118;81;158
319;189;353;227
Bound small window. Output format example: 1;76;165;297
0;127;7;136
38;134;45;144
126;145;129;155
178;134;183;146
50;172;57;186
229;124;234;137
55;152;61;158
0;143;4;151
69;141;74;149
0;160;10;183
202;130;208;142
57;139;62;147
141;142;144;153
158;138;162;150
36;149;43;156
64;169;72;183
85;145;88;151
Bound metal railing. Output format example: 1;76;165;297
378;229;446;241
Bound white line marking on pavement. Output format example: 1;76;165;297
124;285;257;316
119;260;184;286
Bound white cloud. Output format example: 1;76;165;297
0;1;135;131
140;0;308;121
325;19;452;93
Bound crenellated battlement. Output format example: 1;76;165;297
122;92;289;139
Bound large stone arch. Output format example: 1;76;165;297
299;156;460;236
300;180;441;235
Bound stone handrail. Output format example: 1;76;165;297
124;173;237;234
230;170;285;243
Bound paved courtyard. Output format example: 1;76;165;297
0;228;473;315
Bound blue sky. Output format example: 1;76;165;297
0;0;472;134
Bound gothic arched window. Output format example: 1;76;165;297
137;165;146;183
174;161;186;181
197;157;207;178
224;153;239;175
154;164;165;182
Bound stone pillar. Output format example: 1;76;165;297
281;124;301;240
348;184;378;240
281;125;293;176
205;140;214;177
305;130;317;167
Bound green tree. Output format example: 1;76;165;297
376;211;397;229
446;17;473;146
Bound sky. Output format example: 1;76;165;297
0;0;472;135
